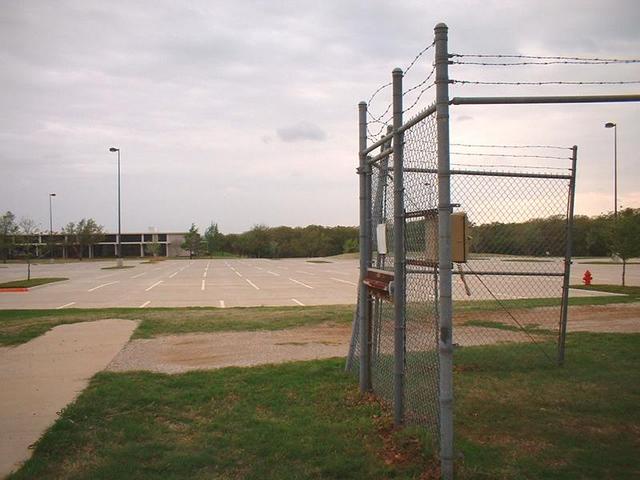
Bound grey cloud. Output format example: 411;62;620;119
276;122;327;142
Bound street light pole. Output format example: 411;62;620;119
604;122;618;218
49;193;56;262
109;147;123;267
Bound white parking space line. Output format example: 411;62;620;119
145;280;163;291
234;270;243;278
140;301;151;308
291;298;305;306
245;278;260;290
331;277;357;286
289;278;313;289
277;266;288;270
203;271;207;278
255;266;264;271
201;280;206;291
88;281;119;292
131;272;146;279
219;300;225;308
56;302;76;309
169;271;179;278
266;271;280;276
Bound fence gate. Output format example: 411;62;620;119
346;21;639;480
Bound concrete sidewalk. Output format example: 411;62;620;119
0;319;136;478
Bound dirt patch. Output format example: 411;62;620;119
107;323;352;374
107;304;640;375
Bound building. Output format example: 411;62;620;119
11;232;188;259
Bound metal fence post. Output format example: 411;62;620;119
358;101;372;391
392;68;406;426
435;22;454;480
558;145;578;365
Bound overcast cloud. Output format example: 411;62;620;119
1;0;639;233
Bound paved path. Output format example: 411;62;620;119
0;319;137;478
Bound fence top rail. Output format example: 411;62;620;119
450;94;640;105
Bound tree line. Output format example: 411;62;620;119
181;222;359;259
0;211;106;262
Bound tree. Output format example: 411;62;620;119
146;239;162;259
0;211;18;263
62;218;105;260
182;224;202;258
608;208;640;286
17;217;40;279
204;222;223;256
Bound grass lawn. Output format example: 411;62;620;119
9;333;639;479
0;278;68;289
570;284;640;297
0;305;355;346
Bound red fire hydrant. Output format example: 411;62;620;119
583;270;592;286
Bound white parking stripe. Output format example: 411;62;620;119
88;281;118;292
291;298;305;306
245;278;260;290
140;301;151;308
56;302;76;309
234;270;243;278
145;280;163;291
219;300;225;308
266;271;280;276
330;277;357;286
169;271;179;278
203;271;207;278
131;272;146;279
201;279;206;291
289;278;313;289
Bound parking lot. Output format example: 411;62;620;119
0;257;637;310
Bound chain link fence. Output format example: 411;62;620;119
339;21;640;478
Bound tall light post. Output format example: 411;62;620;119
109;147;123;267
604;122;618;218
49;193;56;262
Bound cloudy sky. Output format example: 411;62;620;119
1;0;639;234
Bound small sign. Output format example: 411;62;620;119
364;268;394;301
376;224;387;255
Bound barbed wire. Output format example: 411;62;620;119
451;59;640;66
449;53;640;63
450;151;571;160
451;79;640;86
403;83;436;114
451;162;571;171
451;143;572;150
366;42;435;126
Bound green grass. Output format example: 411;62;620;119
9;359;435;480
100;265;135;270
570;284;640;297
463;319;552;334
576;261;640;265
10;333;640;479
454;333;640;478
0;277;68;289
0;305;354;346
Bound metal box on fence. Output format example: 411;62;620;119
363;268;395;301
425;212;469;263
